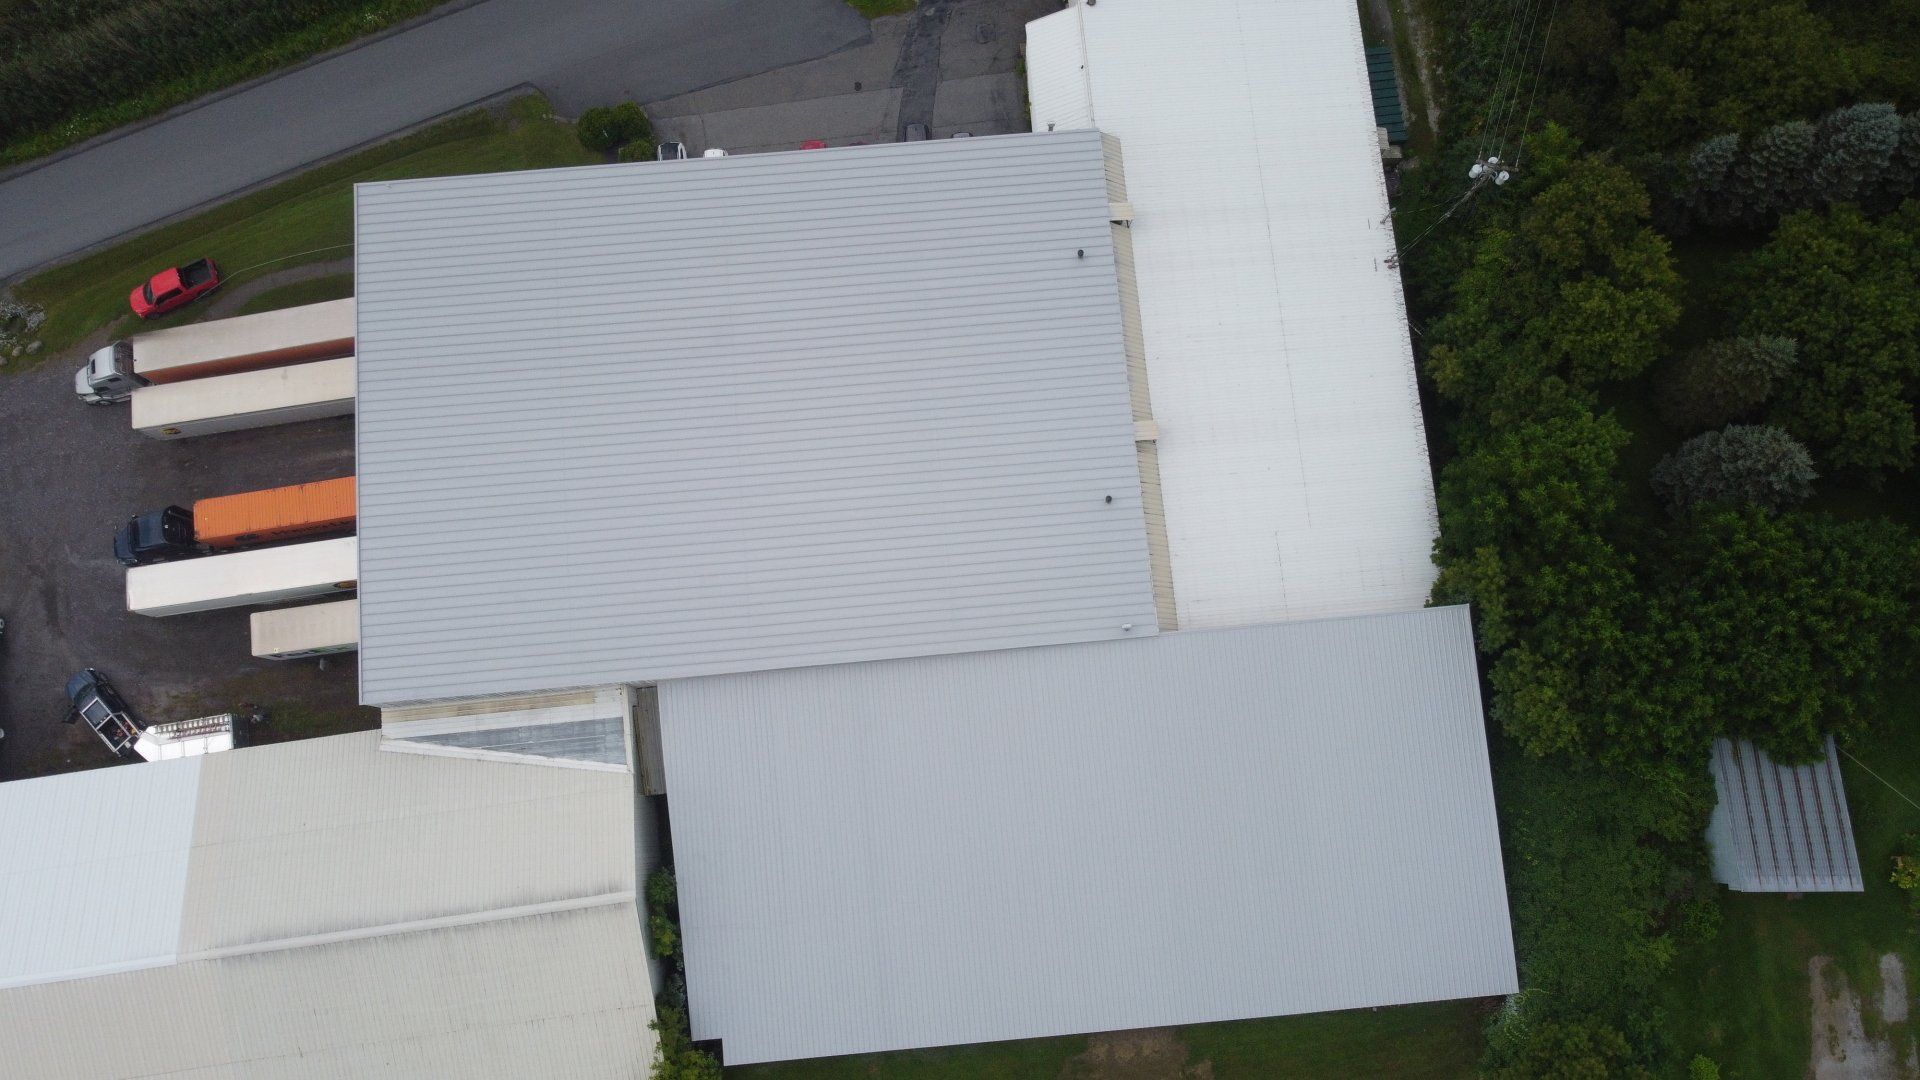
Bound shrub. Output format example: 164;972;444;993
1651;425;1816;515
616;138;658;163
1689;1055;1723;1080
1655;336;1796;432
577;102;652;155
1894;835;1920;915
650;1005;722;1080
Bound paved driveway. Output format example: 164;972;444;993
0;0;868;281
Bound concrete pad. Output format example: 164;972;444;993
931;71;1026;137
655;88;903;155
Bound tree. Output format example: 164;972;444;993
1487;1018;1655;1079
1650;425;1816;514
1617;0;1855;151
577;102;652;155
1813;102;1904;204
1737;201;1920;476
1674;132;1741;227
1729;118;1816;220
1426;157;1681;430
1655;335;1796;431
1653;508;1920;758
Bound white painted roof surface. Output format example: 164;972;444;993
1706;737;1863;892
0;759;201;989
352;131;1159;706
1027;0;1441;626
0;903;655;1080
660;606;1515;1065
0;733;657;1076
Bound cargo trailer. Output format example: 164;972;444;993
116;476;357;566
127;536;358;617
251;599;359;660
77;298;354;404
131;356;355;440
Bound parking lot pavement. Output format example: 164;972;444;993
0;332;367;779
649;0;1055;154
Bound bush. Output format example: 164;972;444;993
577;102;652;155
650;1005;722;1080
1689;1055;1723;1080
1651;425;1817;515
616;138;658;163
1894;835;1920;915
1655;336;1797;433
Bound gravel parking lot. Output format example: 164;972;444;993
0;282;371;780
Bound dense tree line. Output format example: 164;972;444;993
1408;2;1920;1071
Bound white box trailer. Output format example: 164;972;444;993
127;536;357;617
77;298;355;403
131;356;355;440
251;598;359;660
134;714;239;760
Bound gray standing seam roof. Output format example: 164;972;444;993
658;605;1517;1066
353;132;1159;706
1706;736;1863;892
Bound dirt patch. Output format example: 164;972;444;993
1885;955;1912;1026
1810;955;1919;1079
1061;1028;1210;1080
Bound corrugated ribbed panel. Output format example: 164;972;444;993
1706;736;1863;892
0;759;201;988
0;903;656;1079
1028;0;1441;627
659;606;1514;1065
178;731;634;953
352;131;1158;706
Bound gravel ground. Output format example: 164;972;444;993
0;277;370;780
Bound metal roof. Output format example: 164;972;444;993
659;605;1516;1065
352;131;1159;705
0;903;655;1080
1027;0;1441;627
1706;737;1863;892
0;758;201;989
0;733;657;1076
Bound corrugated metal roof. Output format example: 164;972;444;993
1027;0;1441;627
352;131;1159;706
1706;737;1863;892
0;903;656;1079
659;606;1515;1065
0;758;201;989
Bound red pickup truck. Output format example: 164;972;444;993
130;258;220;319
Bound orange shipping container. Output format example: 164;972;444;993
193;476;356;549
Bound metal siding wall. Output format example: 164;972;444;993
351;132;1158;705
659;606;1514;1065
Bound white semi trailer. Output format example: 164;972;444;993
76;298;355;404
127;536;358;617
131;356;355;440
251;598;359;660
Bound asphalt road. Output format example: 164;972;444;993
0;0;869;282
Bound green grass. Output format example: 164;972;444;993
1177;1001;1485;1077
728;1001;1485;1079
234;273;356;316
0;1;446;168
1659;686;1920;1078
12;93;595;359
846;0;917;18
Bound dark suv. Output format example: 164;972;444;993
115;505;199;567
65;669;142;756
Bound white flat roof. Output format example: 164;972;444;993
661;606;1515;1065
1027;0;1440;626
352;132;1160;705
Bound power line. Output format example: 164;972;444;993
1511;0;1562;172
